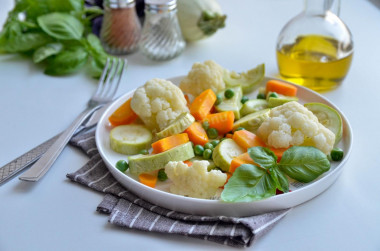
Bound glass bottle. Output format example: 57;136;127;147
100;0;142;55
139;0;186;61
276;0;353;92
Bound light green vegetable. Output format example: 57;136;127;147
215;86;243;120
212;138;244;172
155;113;195;139
267;96;299;108
240;99;268;117
128;142;194;174
304;102;343;145
177;0;227;42
233;108;270;133
110;125;153;155
223;64;265;94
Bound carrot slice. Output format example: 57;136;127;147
205;111;234;135
108;98;138;126
190;89;216;121
266;80;298;97
185;122;209;146
183;160;193;167
225;133;233;139
151;133;189;154
269;147;289;162
232;130;265;150
139;173;158;188
229;152;256;174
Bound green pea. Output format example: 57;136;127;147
115;160;129;172
139;149;149;155
257;93;266;99
224;89;235;99
215;94;223;105
157;169;168;181
194;144;204;156
241;96;249;104
269;92;279;98
235;127;245;131
210;140;220;147
330;147;344;161
207;128;219;139
204;142;214;150
202;120;210;130
203;149;212;160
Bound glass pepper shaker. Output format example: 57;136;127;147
139;0;186;61
100;0;142;55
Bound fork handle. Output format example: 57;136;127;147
19;106;102;182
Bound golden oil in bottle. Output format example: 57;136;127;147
277;35;353;92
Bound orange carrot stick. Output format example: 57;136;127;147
229;152;256;174
190;89;216;121
266;80;298;97
232;130;265;150
183;160;193;167
185;122;209;146
205;111;234;135
151;133;189;154
269;147;289;162
139;173;158;188
108;98;138;126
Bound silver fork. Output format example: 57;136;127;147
19;58;126;182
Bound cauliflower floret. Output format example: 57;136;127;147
257;101;335;154
179;60;226;97
131;78;189;132
165;160;227;199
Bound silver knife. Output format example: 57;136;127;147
0;104;109;185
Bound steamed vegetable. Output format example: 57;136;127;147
185;122;209;146
151;133;190;154
177;0;227;42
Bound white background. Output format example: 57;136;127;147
1;0;380;250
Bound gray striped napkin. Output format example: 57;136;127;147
67;130;290;248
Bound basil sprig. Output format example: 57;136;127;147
0;0;109;78
221;146;330;202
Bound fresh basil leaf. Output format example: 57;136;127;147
269;166;289;192
279;146;330;183
37;13;84;40
25;0;84;18
221;164;277;202
44;46;88;75
248;146;277;169
1;32;52;53
33;43;63;63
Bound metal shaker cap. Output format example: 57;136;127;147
145;0;177;13
105;0;136;8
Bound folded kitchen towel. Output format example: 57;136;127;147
67;130;290;248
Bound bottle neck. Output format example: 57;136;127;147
304;0;340;16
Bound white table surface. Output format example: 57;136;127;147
1;0;380;250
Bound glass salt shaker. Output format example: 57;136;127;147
100;0;142;55
139;0;186;61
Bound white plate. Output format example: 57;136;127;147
95;76;353;217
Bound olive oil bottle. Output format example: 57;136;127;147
277;35;353;92
276;0;353;92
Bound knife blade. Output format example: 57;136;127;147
0;104;109;185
